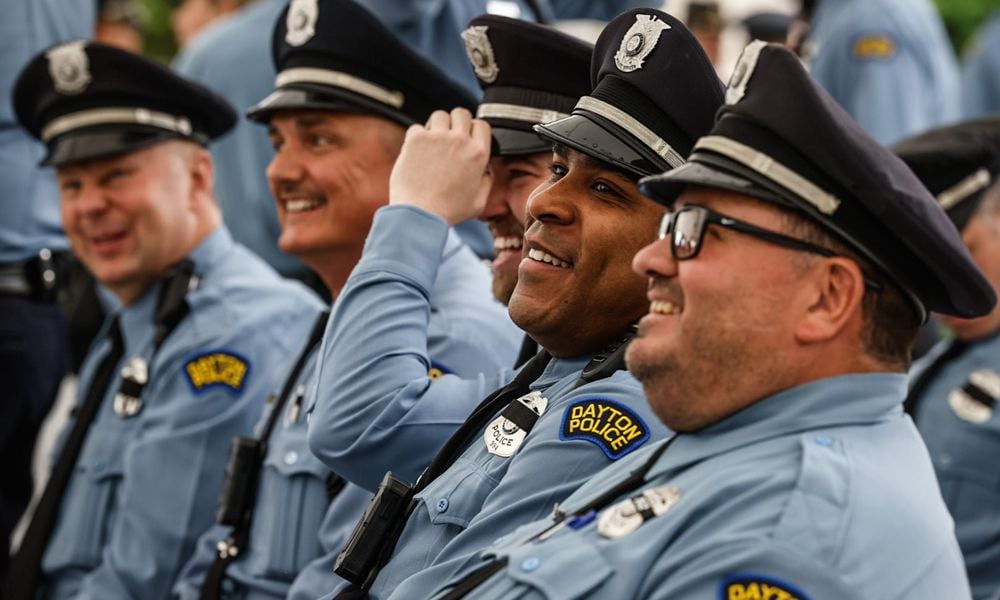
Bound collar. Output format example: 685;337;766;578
530;354;592;389
645;373;908;481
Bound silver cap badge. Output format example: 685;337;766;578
483;391;547;457
597;485;681;539
725;40;767;105
286;0;318;47
614;14;671;73
462;25;499;84
47;41;92;95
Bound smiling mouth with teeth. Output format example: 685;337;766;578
649;300;682;315
526;248;571;268
493;235;523;254
285;198;325;213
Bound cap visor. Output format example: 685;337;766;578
491;127;552;156
247;86;412;126
44;128;182;167
534;113;664;178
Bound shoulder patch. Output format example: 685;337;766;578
852;34;895;60
559;397;650;460
428;360;453;381
719;574;810;600
184;350;251;395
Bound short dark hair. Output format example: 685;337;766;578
780;210;921;371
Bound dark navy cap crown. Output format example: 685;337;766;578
247;0;476;125
462;15;592;156
893;114;1000;231
13;41;236;166
534;8;725;178
641;41;995;320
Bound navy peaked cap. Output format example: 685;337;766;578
535;8;725;178
248;0;476;125
893;114;1000;231
463;15;592;156
641;41;995;320
13;41;236;166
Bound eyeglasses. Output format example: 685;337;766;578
658;205;882;290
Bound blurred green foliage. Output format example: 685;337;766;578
934;0;1000;55
138;0;177;64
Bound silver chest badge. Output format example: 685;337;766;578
484;390;547;457
614;14;670;73
462;26;499;84
948;368;1000;424
597;485;681;539
46;41;91;95
285;0;318;47
113;356;148;418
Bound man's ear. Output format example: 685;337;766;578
187;146;214;208
794;257;867;344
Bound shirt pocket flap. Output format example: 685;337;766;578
504;538;614;599
418;463;498;528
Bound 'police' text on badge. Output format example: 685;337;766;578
184;350;250;395
719;574;810;600
560;398;649;459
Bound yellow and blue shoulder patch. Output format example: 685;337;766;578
184;350;250;395
427;360;453;381
720;574;810;600
559;397;649;460
852;33;896;60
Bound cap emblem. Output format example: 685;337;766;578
46;41;91;95
285;0;318;47
614;14;670;73
726;40;766;105
462;25;499;84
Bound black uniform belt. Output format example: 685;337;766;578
0;249;69;300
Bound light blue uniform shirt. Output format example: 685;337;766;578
0;0;94;262
807;0;961;146
309;205;522;492
961;11;1000;119
911;336;1000;600
40;226;323;599
174;347;371;600
431;374;970;599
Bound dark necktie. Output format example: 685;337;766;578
4;317;124;599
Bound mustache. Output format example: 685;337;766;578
648;277;684;305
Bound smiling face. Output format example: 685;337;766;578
266;110;404;290
938;210;1000;341
506;145;664;357
625;187;822;431
480;152;550;304
57;141;210;305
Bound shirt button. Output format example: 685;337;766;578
284;451;299;465
814;435;833;447
520;557;541;572
436;498;449;513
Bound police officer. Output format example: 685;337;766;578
172;1;522;598
6;43;323;599
312;9;725;598
0;0;93;581
308;14;594;497
797;0;961;145
895;115;1000;600
424;40;990;599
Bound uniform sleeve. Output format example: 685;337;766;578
544;0;651;20
70;319;305;599
172;523;232;600
308;205;510;491
389;374;666;599
638;539;856;600
961;22;1000;118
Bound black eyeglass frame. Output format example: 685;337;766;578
658;205;883;291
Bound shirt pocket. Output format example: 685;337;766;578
247;448;330;580
417;460;500;529
502;534;614;599
43;453;124;570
